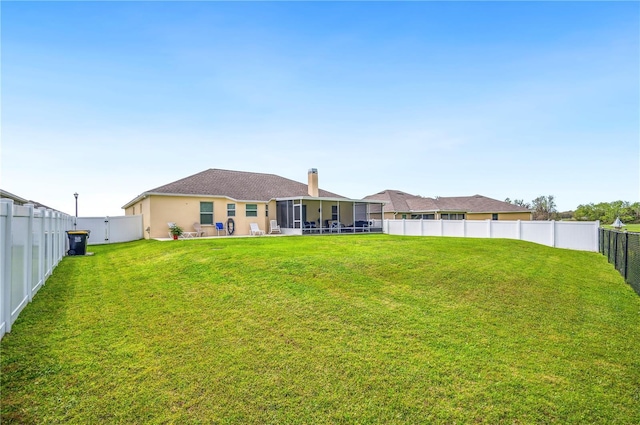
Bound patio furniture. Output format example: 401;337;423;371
215;222;226;236
269;220;281;234
168;222;196;238
354;221;370;232
330;221;344;233
193;222;206;237
249;223;265;236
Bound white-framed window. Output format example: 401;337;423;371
227;203;236;217
200;202;214;225
246;204;258;217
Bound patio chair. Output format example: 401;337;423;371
249;222;265;236
269;220;281;234
215;222;226;236
330;221;344;233
193;222;206;237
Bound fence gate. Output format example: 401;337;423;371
76;216;143;245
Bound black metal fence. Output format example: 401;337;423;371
599;228;640;295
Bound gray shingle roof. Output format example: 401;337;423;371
144;169;346;202
363;190;531;213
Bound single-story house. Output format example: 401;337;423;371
123;169;385;238
0;189;61;211
362;190;532;221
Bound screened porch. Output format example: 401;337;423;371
275;197;385;235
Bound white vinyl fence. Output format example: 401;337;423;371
77;215;143;245
1;199;74;340
384;219;600;251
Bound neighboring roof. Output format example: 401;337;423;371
123;168;347;208
363;190;531;214
1;189;29;205
362;190;437;213
435;195;532;213
0;189;59;211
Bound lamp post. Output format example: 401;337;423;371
74;192;79;229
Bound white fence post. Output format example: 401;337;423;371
2;199;13;334
37;208;45;288
25;204;34;303
551;220;556;248
45;210;52;278
517;220;521;240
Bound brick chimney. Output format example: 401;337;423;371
308;168;319;197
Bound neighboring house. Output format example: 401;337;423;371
363;190;532;221
123;169;385;238
0;189;29;205
0;189;59;211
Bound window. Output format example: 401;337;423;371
332;205;338;221
227;203;236;217
246;204;258;217
265;204;269;217
200;202;214;225
411;214;435;220
441;213;465;220
492;213;498;220
402;214;407;219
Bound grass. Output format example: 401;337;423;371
2;235;639;424
602;223;640;232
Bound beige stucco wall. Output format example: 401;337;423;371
127;195;271;238
125;197;152;239
467;212;532;221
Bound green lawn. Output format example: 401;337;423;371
2;235;639;424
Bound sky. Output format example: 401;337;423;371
2;1;639;217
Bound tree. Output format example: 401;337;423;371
505;198;531;209
575;201;640;224
531;195;557;220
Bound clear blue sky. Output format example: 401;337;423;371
2;1;638;217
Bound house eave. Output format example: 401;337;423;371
122;191;272;210
275;195;386;204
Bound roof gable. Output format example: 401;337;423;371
142;169;346;202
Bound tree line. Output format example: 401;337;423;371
574;201;640;224
505;196;640;224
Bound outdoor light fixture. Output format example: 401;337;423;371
74;192;78;229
